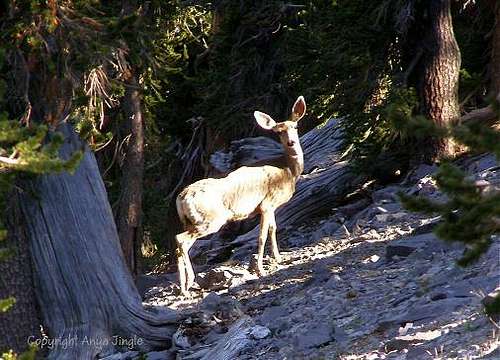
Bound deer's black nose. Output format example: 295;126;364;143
287;140;295;147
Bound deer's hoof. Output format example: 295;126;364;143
255;267;267;277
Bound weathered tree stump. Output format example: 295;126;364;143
17;124;178;359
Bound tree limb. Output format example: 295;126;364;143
460;94;500;128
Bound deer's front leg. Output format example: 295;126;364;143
176;234;189;296
268;211;282;263
256;210;271;276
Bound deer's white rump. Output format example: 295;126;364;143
175;96;307;295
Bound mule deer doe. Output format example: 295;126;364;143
175;96;306;295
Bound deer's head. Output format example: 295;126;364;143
254;96;306;157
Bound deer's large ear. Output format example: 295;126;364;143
254;111;276;130
291;96;306;122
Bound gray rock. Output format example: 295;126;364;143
372;185;402;203
427;266;464;289
405;346;433;359
173;328;191;349
429;277;497;301
398;298;467;324
406;175;439;197
196;268;232;290
249;325;271;339
386;233;463;261
288;233;313;247
313;221;341;239
99;352;139;360
144;350;175;360
199;292;224;311
378;298;467;330
385;243;418;261
136;274;174;297
327;273;344;285
386;235;430;260
411;218;441;235
258;306;289;331
469;276;499;295
199;292;244;320
294;323;334;349
479;347;500;359
405;164;438;183
375;203;402;214
467;153;497;173
308;261;334;285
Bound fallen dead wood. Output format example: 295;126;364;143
460;93;500;129
200;316;253;360
176;316;254;360
211;117;346;174
461;105;499;128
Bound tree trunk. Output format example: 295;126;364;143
490;1;500;99
117;70;144;275
418;0;461;161
0;199;42;355
18;124;177;359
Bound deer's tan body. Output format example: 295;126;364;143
177;165;295;227
175;96;307;295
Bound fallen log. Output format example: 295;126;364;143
178;316;254;360
210;117;346;174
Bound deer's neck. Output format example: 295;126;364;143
285;148;304;179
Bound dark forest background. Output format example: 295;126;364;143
0;1;499;357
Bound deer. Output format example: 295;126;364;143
175;96;306;295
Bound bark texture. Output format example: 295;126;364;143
117;70;144;275
418;0;461;161
0;199;41;354
18;124;177;359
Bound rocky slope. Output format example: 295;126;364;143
108;153;499;360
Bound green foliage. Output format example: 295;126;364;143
454;121;500;158
0;115;83;174
1;344;37;360
397;96;500;312
0;297;16;313
400;160;500;267
0;95;83;252
484;294;500;317
398;94;500;269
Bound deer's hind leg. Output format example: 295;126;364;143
176;218;227;295
176;231;197;296
255;209;271;276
